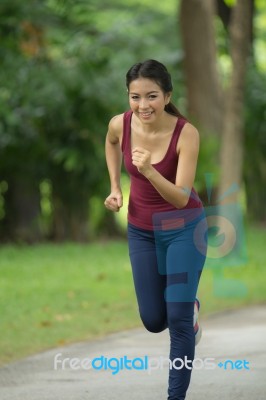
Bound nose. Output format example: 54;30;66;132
139;97;149;109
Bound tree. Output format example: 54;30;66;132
0;0;184;242
0;0;112;241
180;0;223;137
179;0;253;209
0;0;49;242
243;68;266;223
218;0;253;204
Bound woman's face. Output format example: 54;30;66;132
128;78;171;124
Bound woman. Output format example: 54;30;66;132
104;59;207;400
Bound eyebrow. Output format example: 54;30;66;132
129;91;159;95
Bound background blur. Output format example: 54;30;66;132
0;0;266;365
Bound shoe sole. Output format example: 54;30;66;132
194;299;202;346
195;324;202;346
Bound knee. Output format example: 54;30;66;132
140;313;167;333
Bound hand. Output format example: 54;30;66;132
104;190;123;212
132;147;153;177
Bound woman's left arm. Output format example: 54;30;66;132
131;123;199;209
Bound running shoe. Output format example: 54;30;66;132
194;298;202;346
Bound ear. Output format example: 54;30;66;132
165;92;172;105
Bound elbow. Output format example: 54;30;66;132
175;187;190;209
176;197;189;209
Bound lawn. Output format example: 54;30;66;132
0;223;265;365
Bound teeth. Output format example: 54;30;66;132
140;112;152;116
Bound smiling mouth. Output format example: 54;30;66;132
139;112;153;117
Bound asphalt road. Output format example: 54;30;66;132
0;305;265;400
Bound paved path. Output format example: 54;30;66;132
0;305;265;400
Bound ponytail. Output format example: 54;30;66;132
165;102;185;119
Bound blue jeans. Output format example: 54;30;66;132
127;209;208;400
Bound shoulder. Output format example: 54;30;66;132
108;113;124;131
107;113;124;143
181;121;199;141
177;121;199;155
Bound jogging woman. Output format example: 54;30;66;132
104;59;207;400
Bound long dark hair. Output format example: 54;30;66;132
126;59;184;118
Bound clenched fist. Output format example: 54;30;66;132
132;147;153;176
104;190;123;212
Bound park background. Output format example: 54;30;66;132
0;0;265;366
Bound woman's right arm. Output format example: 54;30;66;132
104;115;124;212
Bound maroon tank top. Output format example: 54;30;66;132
121;110;202;230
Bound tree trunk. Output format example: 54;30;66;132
51;175;90;242
97;208;126;238
245;162;266;223
218;0;252;204
179;0;223;136
216;0;232;30
4;177;42;243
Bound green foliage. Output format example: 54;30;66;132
244;66;266;148
223;0;236;7
243;64;266;221
1;0;265;239
254;0;266;72
0;0;184;240
195;136;220;195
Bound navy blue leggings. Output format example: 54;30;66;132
127;209;207;400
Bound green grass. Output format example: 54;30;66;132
0;240;138;365
0;224;266;366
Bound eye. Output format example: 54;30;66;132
149;95;157;99
131;95;139;100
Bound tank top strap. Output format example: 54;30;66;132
169;117;188;154
121;110;132;153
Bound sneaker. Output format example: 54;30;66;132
194;298;202;346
